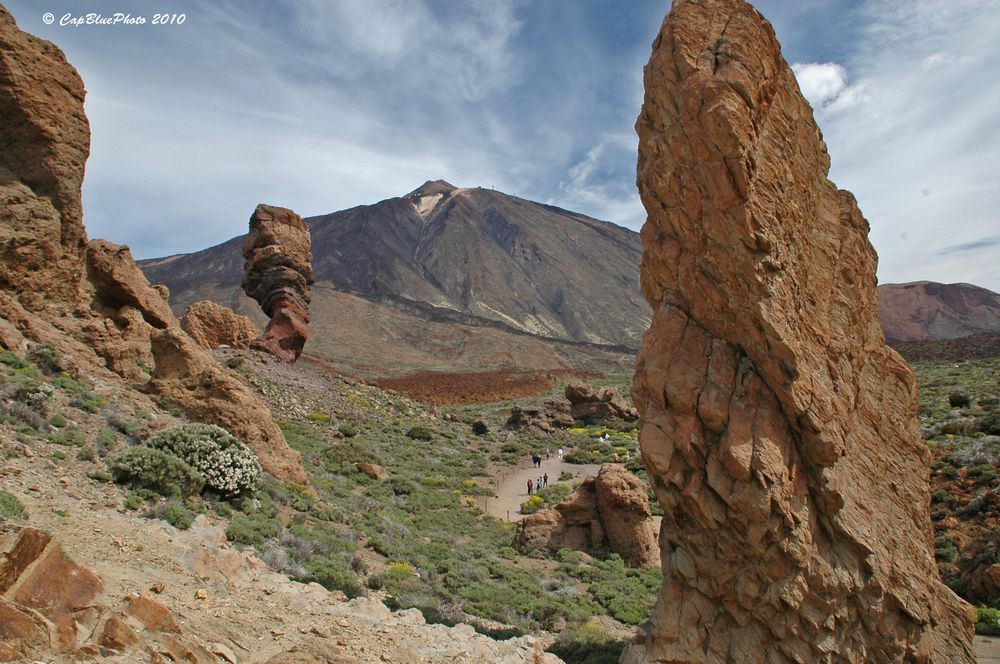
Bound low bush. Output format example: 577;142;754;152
46;428;86;447
147;423;262;496
975;606;1000;636
0;490;26;520
110;447;205;496
226;513;281;546
147;497;197;530
949;391;971;408
405;426;434;441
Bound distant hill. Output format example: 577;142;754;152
139;181;649;376
877;281;1000;343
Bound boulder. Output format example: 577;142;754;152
356;462;388;481
504;401;574;432
626;0;974;661
181;300;260;350
242;204;314;362
563;382;637;424
514;465;659;568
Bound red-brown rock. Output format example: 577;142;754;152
242;204;314;362
356;462;389;481
180;300;260;350
514;465;659;568
626;1;974;661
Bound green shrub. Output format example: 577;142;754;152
147;423;262;496
935;536;958;563
976;606;1000;636
559;471;574;482
87;469;113;483
405;426;434;441
0;490;26;520
224;356;244;370
520;495;545;514
949;392;971;408
338;423;358;438
226;513;281;545
147;497;196;530
108;416;142;437
46;428;85;446
49;413;68;428
27;344;61;375
110;447;205;496
96;428;119;457
303;554;364;597
306;411;330;424
77;446;96;462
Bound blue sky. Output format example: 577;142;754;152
5;0;999;292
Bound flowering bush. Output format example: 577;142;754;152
110;446;205;496
147;423;262;496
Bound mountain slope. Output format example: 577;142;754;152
877;281;1000;343
140;181;649;376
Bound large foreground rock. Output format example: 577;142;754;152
514;465;659;569
242;204;314;363
627;0;974;662
0;6;306;485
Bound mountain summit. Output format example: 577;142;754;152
140;183;650;375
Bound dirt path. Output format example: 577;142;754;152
485;456;602;523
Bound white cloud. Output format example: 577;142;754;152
792;62;867;112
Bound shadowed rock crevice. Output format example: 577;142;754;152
626;0;974;661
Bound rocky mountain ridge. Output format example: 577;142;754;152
878;281;1000;344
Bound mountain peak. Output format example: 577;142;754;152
406;180;456;198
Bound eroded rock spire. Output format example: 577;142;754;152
626;0;974;661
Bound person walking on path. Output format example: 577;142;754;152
527;478;534;495
558;448;564;461
543;473;548;488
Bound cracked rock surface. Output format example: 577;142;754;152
626;0;975;661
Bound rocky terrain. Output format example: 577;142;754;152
628;0;973;661
138;181;646;378
879;282;1000;344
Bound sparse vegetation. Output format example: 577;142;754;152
0;490;26;520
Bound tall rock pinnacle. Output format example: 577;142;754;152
627;0;975;661
242;204;314;363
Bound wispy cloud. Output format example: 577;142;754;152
939;234;1000;256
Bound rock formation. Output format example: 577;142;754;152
564;382;638;424
626;0;974;661
180;300;260;350
242;204;314;363
504;401;574;433
514;465;659;569
0;7;306;485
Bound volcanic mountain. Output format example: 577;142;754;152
877;281;1000;343
140;181;649;377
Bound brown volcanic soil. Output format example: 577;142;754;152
375;368;599;405
892;332;1000;362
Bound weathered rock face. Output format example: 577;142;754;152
0;8;306;485
0;6;89;305
504;401;574;433
242;204;314;363
627;1;974;662
514;465;659;569
180;300;260;350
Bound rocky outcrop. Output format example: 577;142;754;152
627;1;974;662
0;8;306;485
0;6;89;305
564;382;638;424
505;401;574;433
180;300;260;350
514;465;659;568
242;204;314;363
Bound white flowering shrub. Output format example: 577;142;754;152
147;423;262;496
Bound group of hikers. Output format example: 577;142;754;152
526;448;563;495
527;473;549;495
